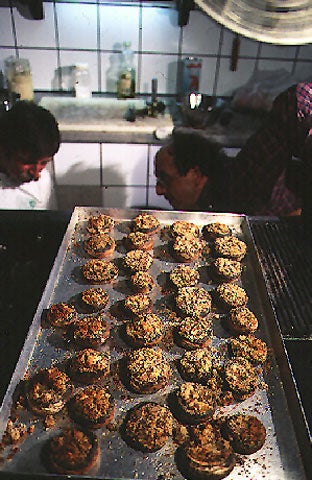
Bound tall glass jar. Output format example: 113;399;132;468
5;57;34;101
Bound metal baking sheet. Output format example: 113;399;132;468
0;207;308;479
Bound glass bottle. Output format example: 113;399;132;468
117;42;135;99
73;63;91;99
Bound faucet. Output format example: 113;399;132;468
145;78;166;117
124;79;166;122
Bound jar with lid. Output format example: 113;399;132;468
117;42;136;99
5;56;34;101
73;63;91;99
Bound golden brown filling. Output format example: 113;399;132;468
169;265;200;289
124;293;152;315
224;357;259;395
185;436;234;467
123;249;153;272
176;317;212;346
126;231;153;250
70;385;114;423
179;348;213;381
2;419;27;446
212;257;242;279
216;283;248;307
46;303;77;328
176;382;216;417
27;367;72;413
83;234;115;257
70;348;110;376
175;286;212;317
130;271;155;292
72;315;109;344
203;222;232;239
81;287;109;308
127;347;171;390
171;220;200;238
49;428;96;469
173;236;203;260
229;306;258;332
214;235;247;259
125;402;173;451
87;214;114;234
230;334;268;364
132;213;160;233
39;367;71;394
126;314;164;344
82;259;118;283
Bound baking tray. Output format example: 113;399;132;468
0;207;308;479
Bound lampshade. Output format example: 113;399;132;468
194;0;312;45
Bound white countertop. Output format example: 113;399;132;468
40;96;174;143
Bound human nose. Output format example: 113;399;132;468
156;180;166;196
29;164;43;180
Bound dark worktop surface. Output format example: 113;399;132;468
0;209;310;474
0;210;72;402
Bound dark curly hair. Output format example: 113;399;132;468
166;127;224;178
0;100;60;163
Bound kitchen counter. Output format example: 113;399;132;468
0;210;310;476
58;115;174;144
39;96;175;144
39;96;265;146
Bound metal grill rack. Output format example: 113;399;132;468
249;217;312;339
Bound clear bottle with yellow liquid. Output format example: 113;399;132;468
117;42;135;99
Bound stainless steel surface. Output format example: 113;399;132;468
0;208;308;479
194;0;312;45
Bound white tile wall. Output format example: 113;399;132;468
102;185;147;208
54;143;101;185
140;53;178;94
221;30;259;57
1;0;312;210
0;8;15;46
101;52;119;92
56;3;98;50
24;49;58;90
216;58;257;96
182;10;221;55
199;57;218;95
99;5;140;51
0;48;17;73
14;3;56;48
298;44;312;60
148;186;172;210
1;1;311;98
101;144;148;186
259;43;297;59
59;50;99;92
257;59;294;73
148;144;161;187
142;7;179;53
